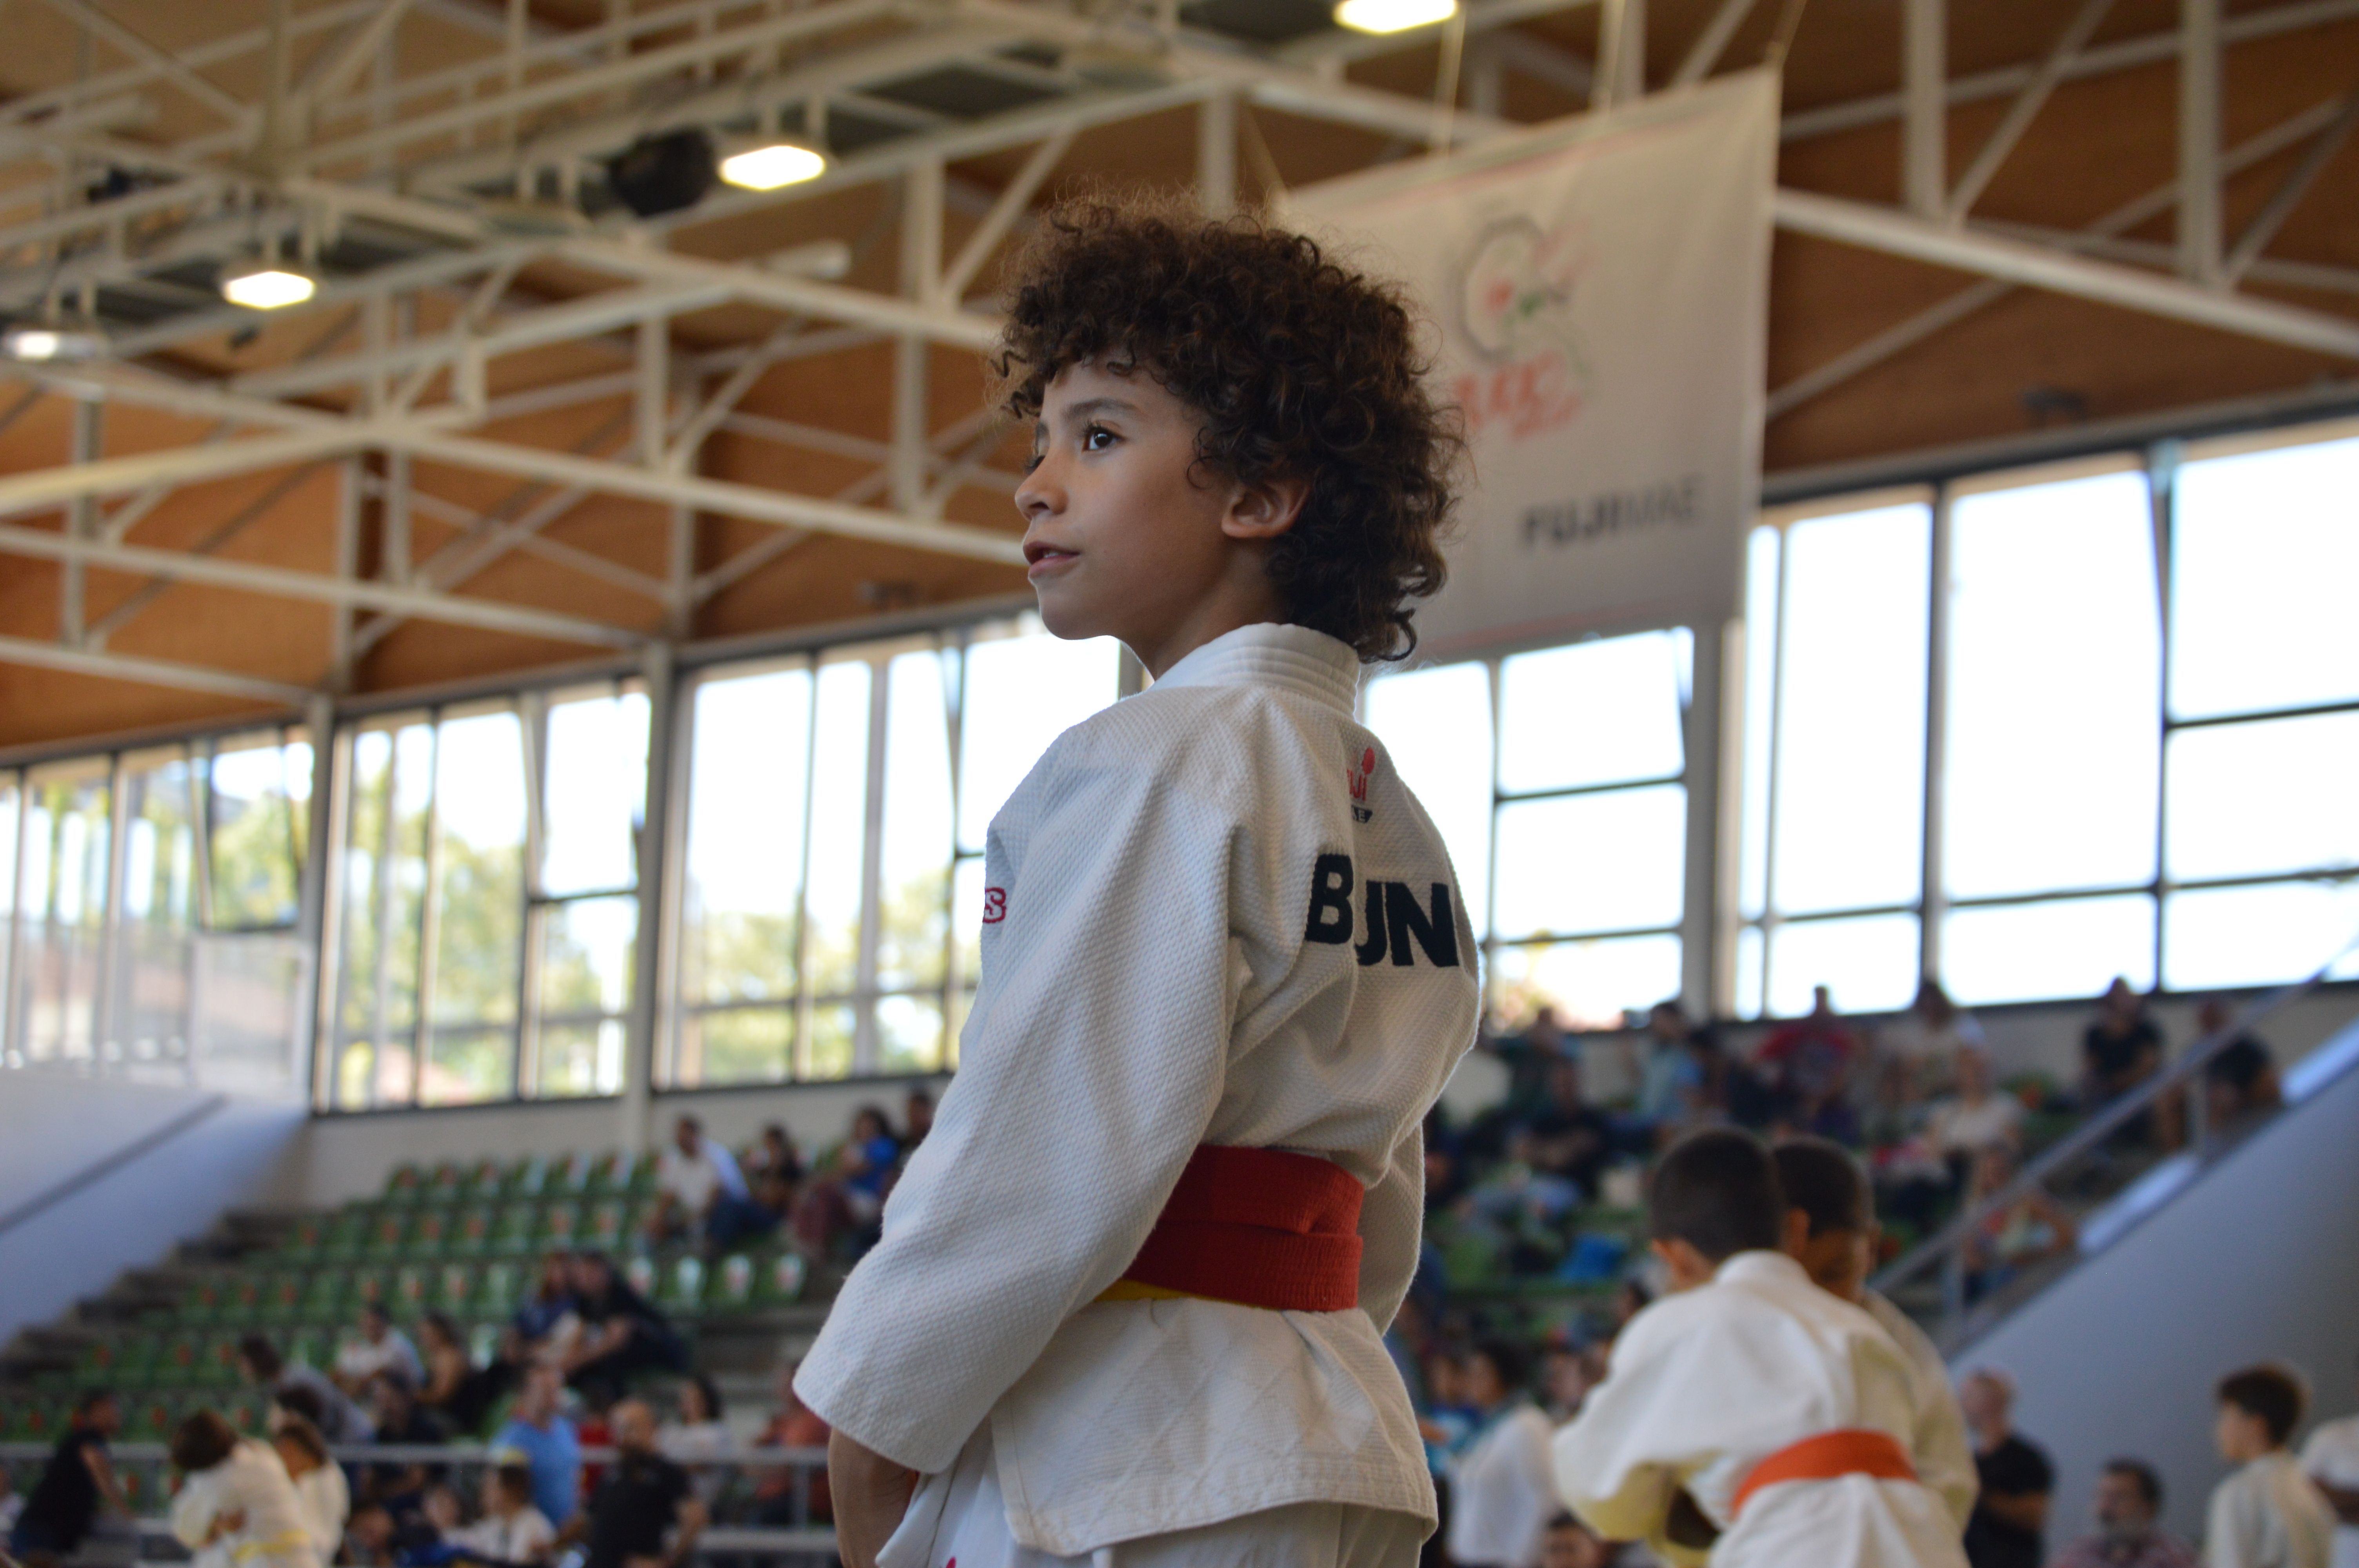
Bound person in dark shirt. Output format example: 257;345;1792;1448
9;1390;125;1564
1754;985;1863;1142
1523;1058;1614;1200
1962;1367;2055;1568
2081;978;2163;1106
2194;998;2282;1132
560;1253;686;1408
567;1399;705;1568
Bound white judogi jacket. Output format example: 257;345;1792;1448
797;623;1481;1556
1553;1252;1969;1568
170;1441;322;1568
1861;1289;1977;1534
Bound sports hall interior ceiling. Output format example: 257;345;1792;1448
0;0;2355;749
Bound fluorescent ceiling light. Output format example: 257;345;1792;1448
221;264;318;310
718;141;828;192
1334;0;1458;33
3;325;105;362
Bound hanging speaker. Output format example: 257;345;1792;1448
606;128;717;218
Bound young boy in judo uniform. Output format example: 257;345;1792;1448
1554;1129;1970;1568
1770;1137;1977;1536
794;196;1481;1568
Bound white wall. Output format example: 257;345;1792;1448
0;1074;308;1343
1959;1020;2359;1549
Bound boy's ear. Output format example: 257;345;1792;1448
1221;473;1310;541
1779;1209;1813;1259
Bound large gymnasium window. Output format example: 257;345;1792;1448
1365;629;1694;1027
669;617;1120;1087
1740;428;2359;1016
0;728;313;1090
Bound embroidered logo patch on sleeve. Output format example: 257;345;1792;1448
1348;746;1376;823
981;887;1008;924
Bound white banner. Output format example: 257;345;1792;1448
1289;71;1778;660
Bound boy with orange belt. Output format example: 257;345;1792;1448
1553;1130;1970;1568
792;196;1480;1568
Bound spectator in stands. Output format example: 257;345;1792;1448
1487;1004;1574;1123
362;1372;447;1508
0;1468;23;1537
656;1375;731;1508
1632;1000;1700;1136
240;1337;375;1445
2209;1365;2334;1568
645;1114;748;1248
902;1088;935;1156
2197;998;2284;1134
1927;1046;2026;1163
334;1304;425;1398
1961;1367;2056;1568
2054;1459;2198;1568
564;1399;706;1568
1882;977;1986;1102
450;1465;556;1567
1963;1145;2077;1302
749;1363;832;1526
1444;1339;1556;1568
2299;1355;2359;1568
169;1410;320;1568
1523;1056;1614;1200
1539;1512;1611;1568
791;1106;900;1259
1755;984;1863;1140
2082;977;2165;1116
504;1253;580;1367
7;1389;125;1566
416;1312;503;1439
269;1415;348;1564
743;1124;803;1189
560;1252;687;1407
492;1364;582;1530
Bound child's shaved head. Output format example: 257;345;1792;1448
1649;1128;1785;1263
994;191;1460;662
1772;1138;1871;1238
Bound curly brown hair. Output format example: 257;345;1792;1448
993;192;1461;662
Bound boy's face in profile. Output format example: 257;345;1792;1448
1016;358;1303;676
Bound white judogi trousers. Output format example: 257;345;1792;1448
878;1426;1426;1568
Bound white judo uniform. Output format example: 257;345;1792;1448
795;622;1481;1566
169;1440;322;1568
1553;1252;1970;1568
1861;1290;1977;1534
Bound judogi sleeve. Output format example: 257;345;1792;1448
1552;1314;1694;1551
170;1467;226;1551
2205;1476;2260;1568
794;737;1245;1475
1356;1126;1424;1335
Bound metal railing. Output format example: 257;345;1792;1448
1872;933;2359;1348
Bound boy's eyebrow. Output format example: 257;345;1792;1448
1055;394;1141;422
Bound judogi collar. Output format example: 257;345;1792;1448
1714;1250;1814;1289
1150;622;1361;715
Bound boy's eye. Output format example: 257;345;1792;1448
1082;424;1118;451
1023;448;1045;474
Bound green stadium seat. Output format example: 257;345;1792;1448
451;1204;498;1256
533;1202;584;1253
257;1271;307;1327
295;1269;349;1325
456;1158;504;1202
77;1334;147;1387
429;1262;479;1316
390;1265;435;1317
476;1260;523;1318
622;1256;658;1296
408;1207;457;1257
707;1253;757;1313
580;1151;628;1196
277;1211;336;1260
361;1209;414;1261
583;1197;644;1252
656;1256;707;1317
9;1395;66;1443
467;1323;501;1366
349;1268;393;1311
321;1206;373;1261
127;1392;181;1444
222;1274;268;1323
623;1153;657;1197
152;1333;207;1390
383;1163;427;1205
422;1161;469;1207
485;1202;538;1256
222;1392;267;1434
751;1252;807;1308
195;1334;243;1389
285;1328;331;1373
178;1275;231;1325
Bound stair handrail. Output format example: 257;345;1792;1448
1870;923;2359;1339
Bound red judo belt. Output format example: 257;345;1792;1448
1731;1429;1918;1518
1110;1145;1365;1312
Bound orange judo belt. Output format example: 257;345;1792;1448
1730;1428;1918;1519
1094;1145;1364;1312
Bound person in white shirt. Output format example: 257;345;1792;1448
168;1412;321;1568
2209;1365;2334;1568
333;1305;423;1396
646;1114;749;1246
2298;1362;2359;1568
450;1465;556;1566
1923;1047;2025;1163
267;1417;347;1563
797;196;1478;1568
1769;1138;1978;1535
656;1375;733;1508
1446;1341;1560;1568
1553;1129;1969;1568
1878;980;1986;1103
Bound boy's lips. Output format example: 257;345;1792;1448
1024;539;1079;577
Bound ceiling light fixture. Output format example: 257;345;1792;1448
3;323;107;362
608;128;718;218
221;260;317;310
718;138;829;192
1333;0;1459;34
